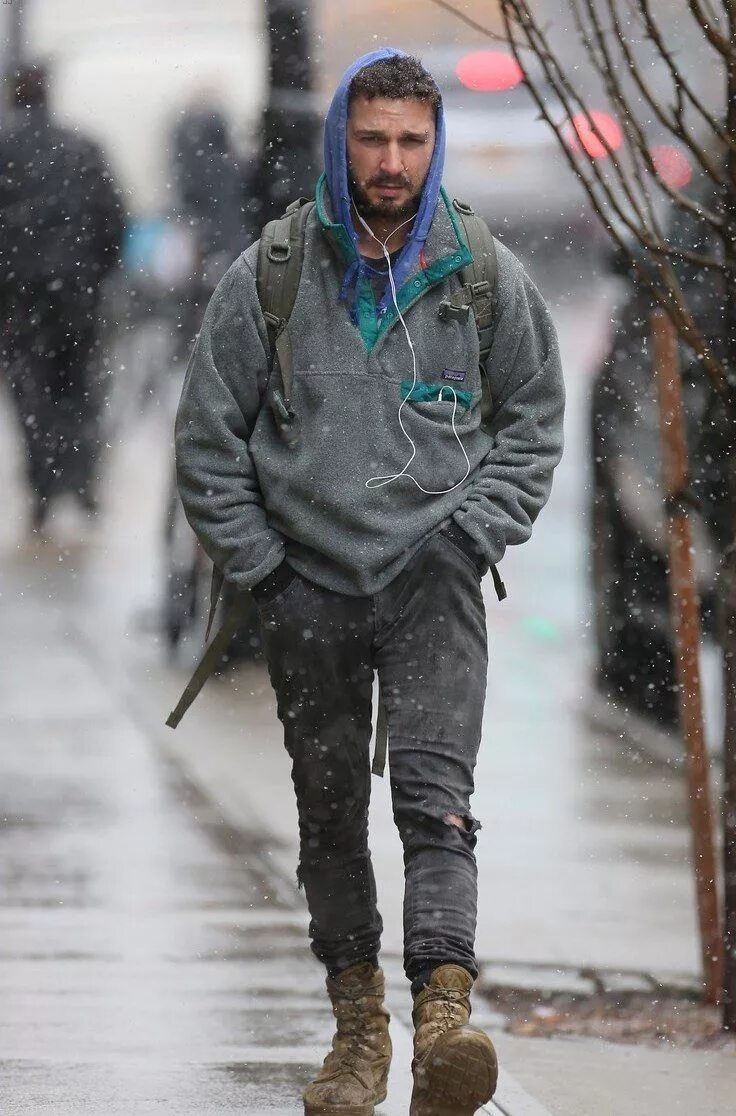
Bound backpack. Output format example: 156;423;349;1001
166;197;502;735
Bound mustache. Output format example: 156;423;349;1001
367;175;411;189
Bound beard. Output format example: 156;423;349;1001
350;173;422;222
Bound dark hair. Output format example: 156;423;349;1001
348;55;441;115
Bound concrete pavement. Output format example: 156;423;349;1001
3;512;735;1114
1;546;548;1115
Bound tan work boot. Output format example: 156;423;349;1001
410;964;497;1116
303;961;392;1116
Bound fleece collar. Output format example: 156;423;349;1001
315;173;472;350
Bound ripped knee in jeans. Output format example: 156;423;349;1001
443;812;481;836
396;803;482;853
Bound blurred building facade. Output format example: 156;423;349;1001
10;0;267;215
2;0;720;237
4;1;505;218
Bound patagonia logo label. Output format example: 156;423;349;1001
442;368;466;382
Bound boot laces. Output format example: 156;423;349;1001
322;992;379;1086
421;987;467;1040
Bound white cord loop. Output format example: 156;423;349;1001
351;199;471;496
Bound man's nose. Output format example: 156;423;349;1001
380;144;405;177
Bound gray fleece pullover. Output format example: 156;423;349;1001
174;189;565;597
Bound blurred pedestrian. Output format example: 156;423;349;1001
171;92;246;259
169;93;249;358
0;63;125;534
173;50;564;1116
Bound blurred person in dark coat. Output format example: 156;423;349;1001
171;93;246;260
169;93;249;360
0;64;125;533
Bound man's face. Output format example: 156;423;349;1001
347;95;436;222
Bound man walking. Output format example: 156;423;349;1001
0;64;124;534
174;50;564;1116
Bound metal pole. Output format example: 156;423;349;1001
651;309;724;1006
258;0;319;219
6;0;26;75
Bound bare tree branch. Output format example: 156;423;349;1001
426;0;695;241
610;0;733;185
470;0;736;1030
520;0;724;238
619;17;729;183
593;0;727;229
502;3;658;235
430;0;725;236
638;238;728;273
500;0;727;396
510;3;730;255
500;4;731;275
425;0;509;44
636;0;736;160
572;0;666;241
422;0;730;390
688;0;734;55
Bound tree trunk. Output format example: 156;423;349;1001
653;312;724;1005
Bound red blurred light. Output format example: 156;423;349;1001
455;51;524;93
565;111;623;159
650;145;692;190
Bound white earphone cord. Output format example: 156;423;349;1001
351;199;471;496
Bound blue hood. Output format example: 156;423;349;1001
323;47;446;314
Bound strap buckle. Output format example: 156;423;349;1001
270;390;301;448
271;389;295;425
452;198;475;215
438;300;470;323
491;564;507;602
267;242;291;263
283;196;310;216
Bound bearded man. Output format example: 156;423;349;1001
174;49;564;1116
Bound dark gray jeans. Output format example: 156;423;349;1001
255;532;488;986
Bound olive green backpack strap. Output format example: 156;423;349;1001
166;198;314;732
257;197;313;443
165;587;253;730
451;198;498;390
450;199;507;605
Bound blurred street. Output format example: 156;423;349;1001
3;258;734;1113
4;2;736;1107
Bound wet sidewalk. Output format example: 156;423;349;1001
4;557;550;1115
2;569;314;1113
3;533;735;1115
